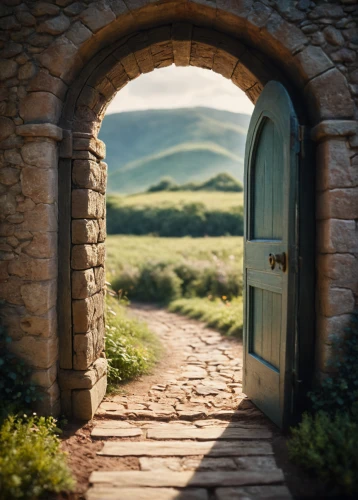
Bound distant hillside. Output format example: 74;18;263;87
99;107;250;193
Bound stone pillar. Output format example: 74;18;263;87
0;123;62;416
58;132;107;420
312;120;358;378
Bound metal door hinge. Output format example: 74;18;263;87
292;370;303;387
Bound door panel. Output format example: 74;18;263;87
243;81;299;429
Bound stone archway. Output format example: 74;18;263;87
0;1;356;420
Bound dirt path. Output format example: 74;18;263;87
83;304;294;499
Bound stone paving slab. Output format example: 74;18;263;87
99;440;274;457
215;486;292;499
87;487;208;500
146;426;272;440
91;427;143;438
89;469;285;488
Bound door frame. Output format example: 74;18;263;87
242;82;315;429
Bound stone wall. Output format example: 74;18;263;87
0;0;357;419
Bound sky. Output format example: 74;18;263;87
106;65;254;115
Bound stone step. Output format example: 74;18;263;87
147;427;272;441
216;486;292;499
91;427;143;438
99;440;273;457
89;469;285;488
87;487;208;500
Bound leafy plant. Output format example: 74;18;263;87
288;311;358;494
0;414;74;499
288;409;358;495
309;312;358;414
105;296;162;388
0;314;40;420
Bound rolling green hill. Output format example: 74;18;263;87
99;107;250;193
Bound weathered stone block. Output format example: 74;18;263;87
80;3;115;33
8;254;57;281
0;166;20;186
27;69;67;100
293;45;334;86
19;92;63;124
72;375;107;420
72;189;105;219
21;140;58;169
10;335;58;370
74;331;94;370
72;219;99;244
37;36;80;84
34;382;60;417
316;188;358;220
37;14;70;35
0;116;15;142
0;276;23;305
0;59;18;80
66;20;93;46
305;69;354;123
264;11;308;55
98;218;106;242
20;307;57;337
72;136;106;159
59;358;107;390
24;232;57;259
317;219;358;253
311;121;357;142
94;266;105;291
19;203;57;231
17;123;63;142
21;280;57;315
316;313;352;345
21;167;57;204
72;268;97;299
31;362;57;389
318;281;355;317
72;159;106;193
317;254;358;293
316;139;357;190
72;291;104;333
71;244;99;270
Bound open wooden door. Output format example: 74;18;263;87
243;81;300;429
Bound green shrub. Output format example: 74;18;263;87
147;173;243;193
105;296;161;387
288;409;358;495
112;260;242;304
106;201;244;237
0;313;40;420
0;414;74;499
288;311;358;494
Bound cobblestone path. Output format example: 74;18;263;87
87;305;292;499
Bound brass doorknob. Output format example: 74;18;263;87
268;252;286;271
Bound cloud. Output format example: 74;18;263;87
106;65;254;115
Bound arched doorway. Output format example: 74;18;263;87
58;22;314;421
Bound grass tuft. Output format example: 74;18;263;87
105;295;162;391
169;296;243;338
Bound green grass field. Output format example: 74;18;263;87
106;235;244;337
108;191;244;211
106;235;243;278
